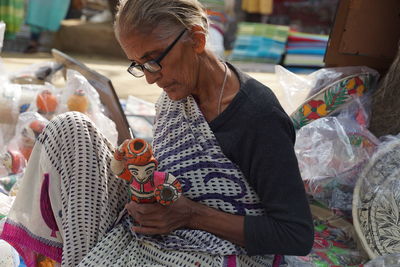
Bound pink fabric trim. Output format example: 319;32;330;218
1;222;62;265
273;254;283;267
224;255;237;267
40;173;59;238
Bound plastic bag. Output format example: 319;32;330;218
0;126;26;195
0;83;21;125
0;21;5;52
295;116;379;216
335;96;371;128
27;83;61;120
9;61;63;85
8;112;49;161
58;69;118;146
276;65;380;114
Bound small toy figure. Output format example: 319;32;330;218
111;138;182;205
1;149;26;175
67;89;89;114
0;150;26;193
19;120;46;160
36;90;58;120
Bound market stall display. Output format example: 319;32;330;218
296;116;379;219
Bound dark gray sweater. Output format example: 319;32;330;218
209;63;314;256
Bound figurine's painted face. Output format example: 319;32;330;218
128;162;156;183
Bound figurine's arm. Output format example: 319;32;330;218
154;173;182;206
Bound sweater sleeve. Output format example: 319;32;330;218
234;107;313;256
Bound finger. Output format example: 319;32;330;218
135;203;166;215
133;212;166;226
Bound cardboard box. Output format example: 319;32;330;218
325;0;400;74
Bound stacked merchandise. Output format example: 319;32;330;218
283;30;329;71
229;22;289;64
277;65;385;266
0;24;119;264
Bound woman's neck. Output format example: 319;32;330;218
192;54;229;121
192;53;239;122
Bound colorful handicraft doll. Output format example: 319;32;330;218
0;150;26;193
36;90;58;120
67;89;89;114
110;138;182;205
19;120;46;160
1;149;26;175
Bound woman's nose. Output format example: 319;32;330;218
144;71;160;85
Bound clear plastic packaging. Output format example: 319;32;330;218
295;116;379;216
0;84;21;125
58;69;118;145
27;83;61;120
8;112;49;161
9;61;63;85
276;65;380;115
0;126;26;195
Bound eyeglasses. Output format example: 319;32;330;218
127;29;186;78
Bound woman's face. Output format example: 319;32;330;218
119;29;198;101
128;162;156;183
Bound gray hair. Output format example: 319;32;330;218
115;0;209;40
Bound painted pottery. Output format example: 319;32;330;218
353;138;400;259
291;74;375;130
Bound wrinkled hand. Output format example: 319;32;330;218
125;196;194;235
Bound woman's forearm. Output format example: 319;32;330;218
187;201;246;247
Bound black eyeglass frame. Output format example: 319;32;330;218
127;29;187;78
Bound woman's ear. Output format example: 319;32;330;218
190;25;206;54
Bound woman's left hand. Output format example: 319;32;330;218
125;195;195;235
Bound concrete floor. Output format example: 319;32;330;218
1;52;308;115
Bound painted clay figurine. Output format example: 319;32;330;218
1;149;26;175
19;120;46;160
67;89;89;114
36;90;58;120
0;150;26;194
110;138;182;205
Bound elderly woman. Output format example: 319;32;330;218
1;0;313;266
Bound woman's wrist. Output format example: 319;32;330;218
186;200;209;230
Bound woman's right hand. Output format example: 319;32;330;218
125;196;195;235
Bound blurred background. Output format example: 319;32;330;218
1;0;339;104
